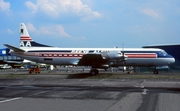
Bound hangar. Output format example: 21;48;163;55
143;44;180;70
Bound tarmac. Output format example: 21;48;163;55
0;69;180;111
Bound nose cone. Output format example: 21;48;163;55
170;58;175;64
168;55;175;64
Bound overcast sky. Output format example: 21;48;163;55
0;0;180;48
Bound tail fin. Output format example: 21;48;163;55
19;23;52;48
20;23;33;42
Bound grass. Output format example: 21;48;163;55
87;73;180;79
0;71;180;80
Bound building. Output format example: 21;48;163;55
0;48;23;68
143;44;180;70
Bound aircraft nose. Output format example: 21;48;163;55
168;55;175;64
171;58;175;64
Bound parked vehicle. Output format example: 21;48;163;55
0;64;12;69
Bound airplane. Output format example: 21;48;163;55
4;23;175;75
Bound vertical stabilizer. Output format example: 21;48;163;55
19;23;52;48
20;23;33;41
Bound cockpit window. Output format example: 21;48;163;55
160;50;167;56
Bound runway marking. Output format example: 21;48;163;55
134;84;144;88
142;89;148;95
0;97;22;103
100;79;105;81
30;91;48;96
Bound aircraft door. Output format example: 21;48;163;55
35;53;39;62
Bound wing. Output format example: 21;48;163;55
78;53;107;67
78;52;127;68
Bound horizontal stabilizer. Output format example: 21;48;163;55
4;44;25;52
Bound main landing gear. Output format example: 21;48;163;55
90;68;99;75
153;67;159;74
153;69;159;74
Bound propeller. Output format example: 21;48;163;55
122;43;125;72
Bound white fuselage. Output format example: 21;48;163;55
11;47;175;67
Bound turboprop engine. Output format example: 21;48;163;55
100;51;127;61
78;51;127;68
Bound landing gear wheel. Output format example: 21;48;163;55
90;69;99;75
95;70;99;75
153;69;159;74
104;68;107;71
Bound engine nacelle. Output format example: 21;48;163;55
101;51;124;60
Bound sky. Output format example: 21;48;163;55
0;0;180;48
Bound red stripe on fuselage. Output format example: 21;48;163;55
25;52;157;59
25;53;82;58
37;53;84;58
125;54;157;58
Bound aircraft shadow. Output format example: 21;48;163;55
66;73;93;79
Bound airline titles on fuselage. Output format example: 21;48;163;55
71;50;113;53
